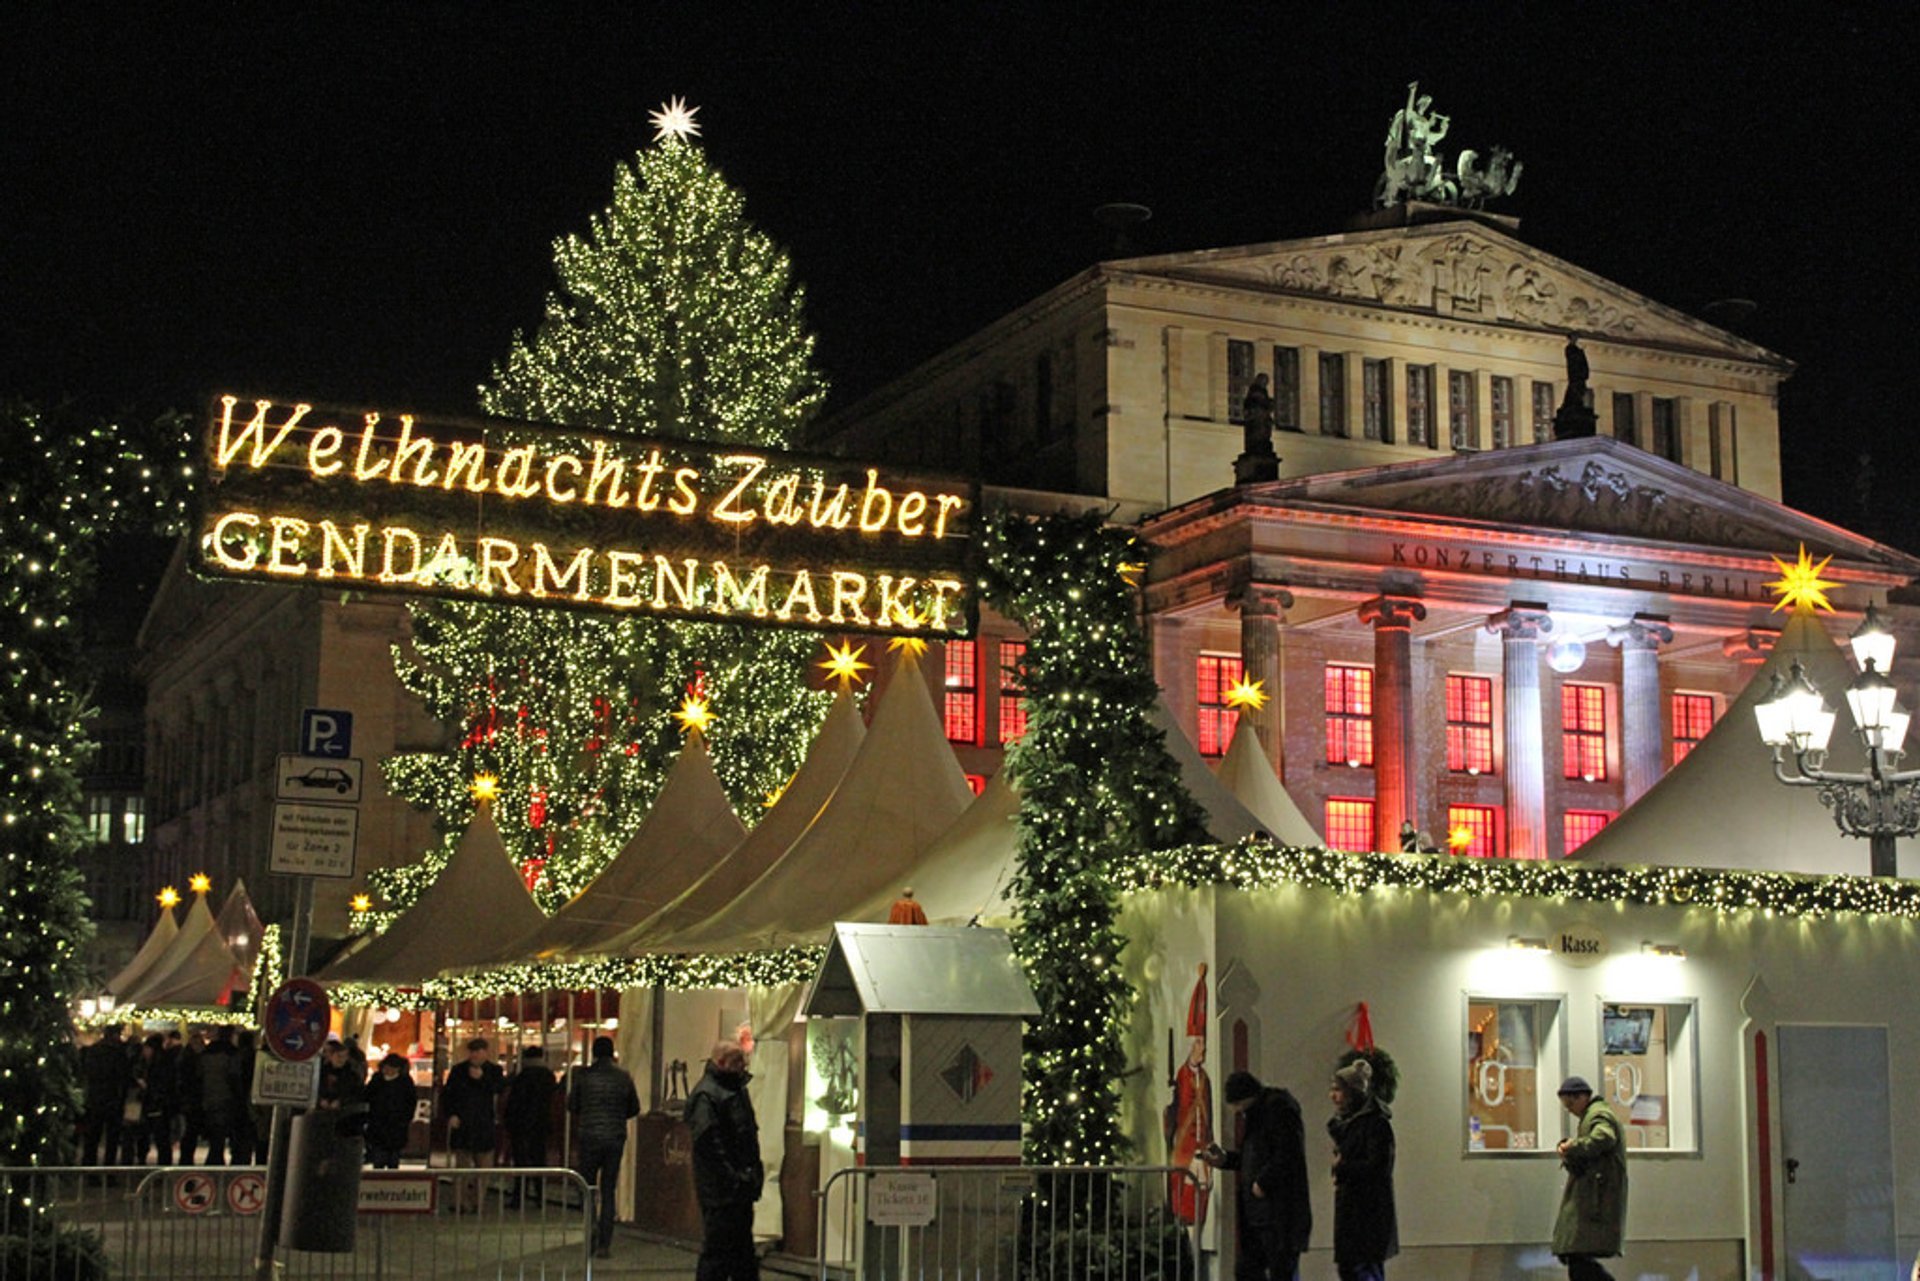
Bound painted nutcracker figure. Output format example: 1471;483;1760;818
1166;962;1213;1226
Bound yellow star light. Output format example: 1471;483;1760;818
349;894;372;914
649;96;702;144
818;640;871;688
189;872;212;894
1448;825;1475;853
1767;545;1839;615
763;775;793;809
889;634;929;659
470;772;501;804
674;694;715;735
1223;676;1269;712
157;886;180;910
1118;561;1148;586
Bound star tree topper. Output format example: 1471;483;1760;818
1766;544;1839;615
1224;675;1269;712
650;96;702;144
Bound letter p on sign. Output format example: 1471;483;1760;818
301;709;353;759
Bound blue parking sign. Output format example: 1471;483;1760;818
300;709;353;758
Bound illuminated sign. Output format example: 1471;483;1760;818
196;396;977;636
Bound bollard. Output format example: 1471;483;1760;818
280;1109;364;1252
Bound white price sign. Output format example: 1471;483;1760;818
867;1171;936;1227
251;1055;320;1108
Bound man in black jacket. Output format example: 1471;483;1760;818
1202;1070;1312;1281
504;1046;557;1207
79;1025;133;1167
569;1036;639;1258
686;1040;763;1281
443;1038;506;1211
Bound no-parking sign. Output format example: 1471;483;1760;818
263;978;330;1062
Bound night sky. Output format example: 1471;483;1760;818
8;6;1917;572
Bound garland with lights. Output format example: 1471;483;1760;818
329;944;824;1011
981;509;1212;1166
375;114;829;916
0;400;191;1183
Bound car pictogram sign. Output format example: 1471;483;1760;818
173;1172;216;1215
263;978;331;1063
226;1172;266;1216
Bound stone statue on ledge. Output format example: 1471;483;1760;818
1553;334;1598;439
1374;80;1521;211
1235;372;1280;485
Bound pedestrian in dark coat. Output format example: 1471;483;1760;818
197;1028;244;1167
1327;1058;1397;1281
362;1053;417;1170
1551;1076;1628;1281
1201;1070;1312;1281
230;1030;260;1164
79;1025;133;1166
443;1038;507;1211
569;1036;640;1257
686;1040;762;1281
504;1046;558;1206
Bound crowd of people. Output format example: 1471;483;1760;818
77;1023;269;1168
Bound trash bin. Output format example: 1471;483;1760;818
281;1110;363;1253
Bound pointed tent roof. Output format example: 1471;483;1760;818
1215;720;1324;847
106;903;179;999
321;809;547;986
480;732;747;965
595;690;865;954
651;653;975;955
1569;610;1914;877
123;888;242;1007
214;879;265;977
842;769;1023;928
1150;698;1286;844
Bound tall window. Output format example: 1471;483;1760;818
1672;692;1716;764
1196;653;1246;758
1612;392;1638;447
85;795;115;844
1325;798;1375;852
121;796;147;845
1563;810;1615;853
1532;381;1556;443
1273;347;1301;430
942;640;980;745
1325;663;1374;766
1490;376;1513;449
1562;683;1609;781
998;641;1029;744
1406;365;1435;448
1226;340;1255;423
1711;402;1738;481
1320;352;1347;437
1446;675;1495;774
1651;397;1680;462
1448;804;1500;858
1449;370;1476;450
1363;358;1390;442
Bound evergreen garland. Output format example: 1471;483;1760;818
982;509;1211;1165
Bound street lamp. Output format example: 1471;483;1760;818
1753;603;1919;877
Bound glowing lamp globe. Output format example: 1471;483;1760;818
1546;636;1587;674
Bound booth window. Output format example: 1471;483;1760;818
1196;653;1245;758
1563;809;1615;853
942;640;979;745
1562;683;1609;780
1325;798;1374;852
1325;663;1374;766
1445;674;1495;773
1465;995;1565;1153
1598;999;1698;1152
1671;692;1715;764
997;641;1028;744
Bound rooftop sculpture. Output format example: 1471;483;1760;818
1375;82;1522;210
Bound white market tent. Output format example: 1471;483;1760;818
321;809;547;986
1214;718;1326;847
1151;698;1296;844
647;653;975;955
122;886;245;1008
105;902;179;1000
597;690;866;954
480;730;747;965
840;770;1023;928
1570;609;1920;878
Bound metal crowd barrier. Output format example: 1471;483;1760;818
0;1165;595;1280
816;1165;1201;1281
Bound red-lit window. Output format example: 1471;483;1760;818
1672;692;1715;764
1447;804;1500;858
1196;653;1246;758
1446;674;1495;774
998;641;1029;744
1562;683;1609;781
1325;798;1375;852
943;640;980;745
1325;664;1374;766
1563;810;1615;853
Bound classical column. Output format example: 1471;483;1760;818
1488;605;1554;860
1230;584;1293;774
1608;615;1675;806
1358;594;1427;852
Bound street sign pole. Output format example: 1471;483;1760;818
253;878;315;1279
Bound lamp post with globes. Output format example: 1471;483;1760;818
1753;603;1920;877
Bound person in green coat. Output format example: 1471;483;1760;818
1552;1076;1628;1280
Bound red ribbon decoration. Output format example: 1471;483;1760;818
1345;1001;1375;1052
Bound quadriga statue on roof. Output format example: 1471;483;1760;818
1374;81;1520;211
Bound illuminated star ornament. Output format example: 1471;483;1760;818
1448;825;1475;853
349;894;373;914
157;886;181;910
1223;675;1269;712
1766;544;1839;615
818;640;872;689
189;872;212;894
763;775;793;809
470;772;501;804
649;96;702;144
675;693;715;735
888;633;929;659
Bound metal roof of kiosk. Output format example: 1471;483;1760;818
804;923;1039;1019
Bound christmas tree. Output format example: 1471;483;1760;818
376;103;831;912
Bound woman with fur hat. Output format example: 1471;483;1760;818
1327;1057;1397;1280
